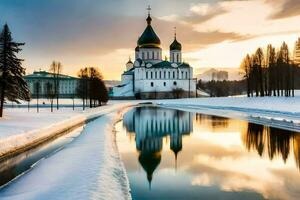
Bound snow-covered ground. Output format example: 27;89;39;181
157;95;300;132
0;101;135;158
0;112;131;200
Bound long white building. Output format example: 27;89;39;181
24;71;79;98
112;9;196;99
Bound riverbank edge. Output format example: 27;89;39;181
0;103;135;162
157;103;300;132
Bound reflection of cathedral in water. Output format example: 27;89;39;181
123;106;192;187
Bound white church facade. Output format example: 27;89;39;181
111;9;196;99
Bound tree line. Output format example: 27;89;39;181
241;42;298;97
0;24;108;117
197;79;246;97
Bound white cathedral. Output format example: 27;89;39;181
112;9;196;99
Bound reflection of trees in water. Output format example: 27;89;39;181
244;123;300;169
123;106;192;188
294;135;300;169
195;113;229;129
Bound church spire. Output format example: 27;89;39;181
174;27;177;40
146;5;152;25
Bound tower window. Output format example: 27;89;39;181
151;82;154;87
173;71;175;79
163;82;166;86
186;72;188;79
151;71;153;79
146;71;149;79
152;51;155;59
164;71;166;79
177;54;179;62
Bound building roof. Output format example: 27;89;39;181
150;61;190;69
122;67;134;75
137;14;161;48
24;71;79;80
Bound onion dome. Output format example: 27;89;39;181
170;38;182;51
137;13;161;48
126;57;133;64
170;28;182;51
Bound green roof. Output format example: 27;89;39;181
150;61;190;69
24;71;79;80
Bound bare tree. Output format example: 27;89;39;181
49;61;63;110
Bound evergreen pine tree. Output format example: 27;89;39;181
0;24;30;117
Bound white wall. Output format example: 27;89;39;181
138;48;162;62
134;67;195;93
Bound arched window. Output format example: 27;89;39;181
147;51;149;59
173;71;175;79
142;52;145;59
155;71;157;79
186;71;188;79
159;71;161;79
164;71;166;79
177;54;179;62
151;82;154;87
173;81;177;86
163;82;166;86
146;71;148;79
152;51;155;59
151;71;153;79
168;71;170;79
181;71;184;79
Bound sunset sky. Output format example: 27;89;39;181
1;0;300;80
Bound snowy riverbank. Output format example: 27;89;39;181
157;96;300;131
0;102;134;159
0;111;131;200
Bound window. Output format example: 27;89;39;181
186;71;188;79
151;71;153;79
177;54;179;62
173;71;175;79
181;71;184;79
173;81;177;86
142;52;145;59
152;51;155;59
147;51;149;59
168;71;170;79
163;82;166;86
159;71;161;79
151;82;154;87
146;71;148;79
164;71;166;79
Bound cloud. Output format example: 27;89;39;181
268;0;300;19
